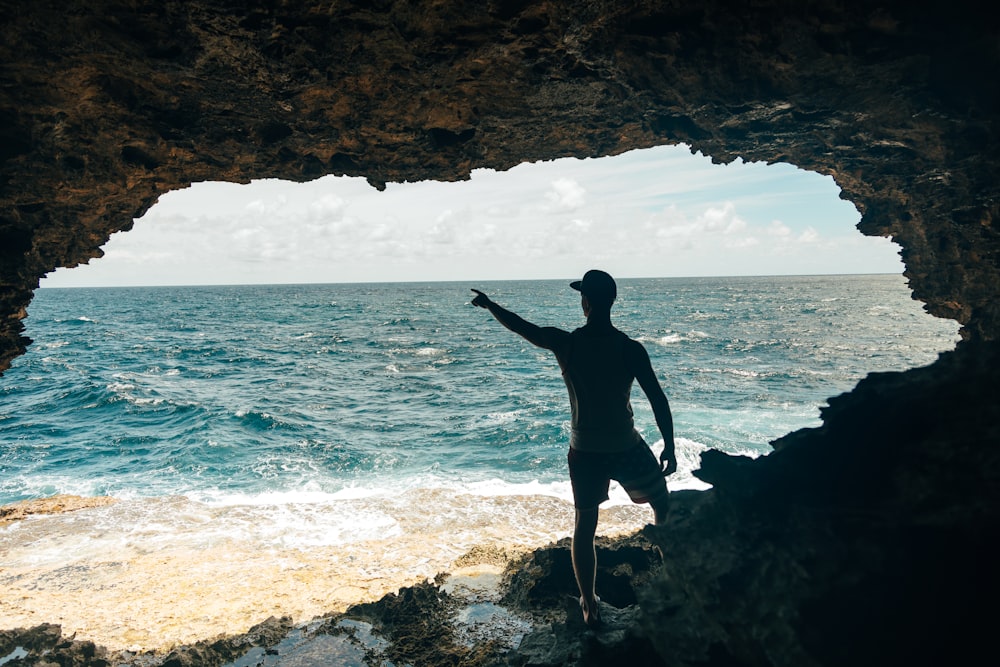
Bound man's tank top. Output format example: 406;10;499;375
558;327;644;453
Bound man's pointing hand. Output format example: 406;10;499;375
470;289;492;309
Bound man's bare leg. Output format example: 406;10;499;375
572;506;601;627
650;491;670;526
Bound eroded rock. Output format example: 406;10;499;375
2;0;999;371
2;2;999;665
0;495;118;527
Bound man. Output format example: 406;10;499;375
471;269;676;628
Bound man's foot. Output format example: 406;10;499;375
580;595;602;629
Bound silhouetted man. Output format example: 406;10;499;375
471;269;676;628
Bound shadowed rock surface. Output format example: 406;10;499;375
0;617;294;667
2;1;998;665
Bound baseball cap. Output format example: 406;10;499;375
570;269;617;306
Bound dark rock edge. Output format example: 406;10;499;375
2;1;1000;665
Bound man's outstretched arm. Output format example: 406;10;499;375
471;289;562;350
628;340;677;476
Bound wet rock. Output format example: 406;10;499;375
0;495;118;527
313;581;508;667
508;597;664;667
0;624;109;667
155;616;293;667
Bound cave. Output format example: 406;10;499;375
2;1;998;665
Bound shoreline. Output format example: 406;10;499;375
0;494;118;527
0;493;656;655
1;524;670;667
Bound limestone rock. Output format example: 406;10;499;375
2;1;999;665
2;0;998;369
0;494;118;527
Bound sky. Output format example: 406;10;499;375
41;144;904;287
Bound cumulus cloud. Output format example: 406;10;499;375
427;209;458;245
767;220;793;237
42;144;902;287
545;178;587;211
798;227;820;243
306;193;347;224
698;202;747;234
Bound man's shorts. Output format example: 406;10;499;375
567;444;668;510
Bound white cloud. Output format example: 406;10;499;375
724;236;760;249
767;220;793;237
427;209;458;245
798;227;820;243
698;202;746;234
41;144;904;287
545;177;587;211
306;193;346;223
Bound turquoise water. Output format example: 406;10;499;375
1;275;959;505
0;275;963;648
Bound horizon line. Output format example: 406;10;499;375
37;271;905;290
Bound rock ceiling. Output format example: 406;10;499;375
1;0;998;373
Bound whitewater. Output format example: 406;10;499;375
0;275;960;650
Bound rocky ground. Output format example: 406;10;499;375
0;526;670;667
4;333;999;667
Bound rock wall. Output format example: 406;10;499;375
2;1;999;664
2;0;999;369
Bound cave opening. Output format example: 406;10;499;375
11;144;960;499
2;0;996;660
1;146;962;651
41;144;903;288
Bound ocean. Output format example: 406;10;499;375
0;275;960;650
